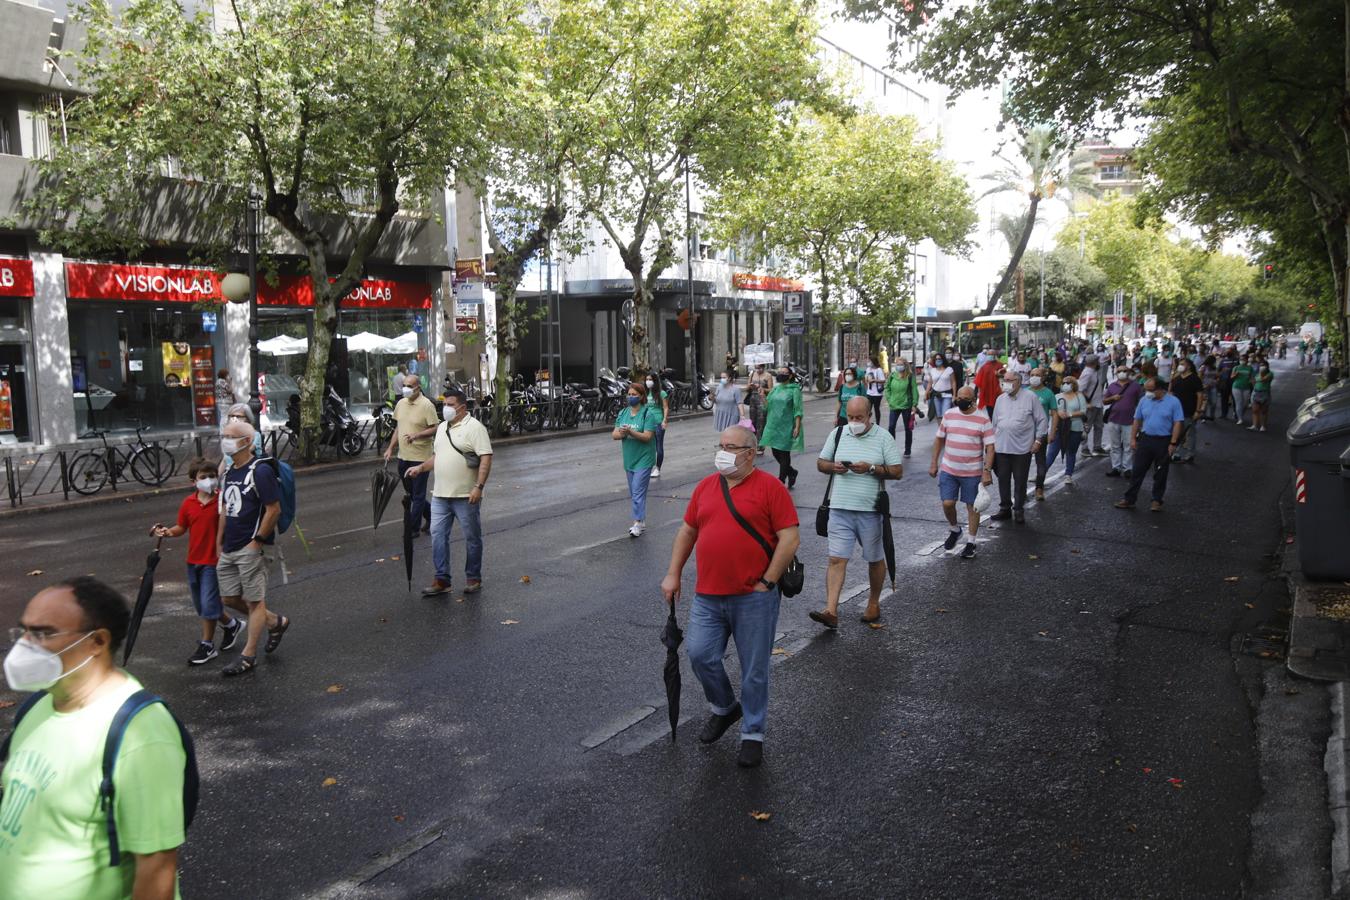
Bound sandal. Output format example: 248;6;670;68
222;655;256;677
860;611;881;624
265;616;291;654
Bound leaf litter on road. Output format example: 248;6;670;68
325;684;344;694
501;619;520;625
321;777;338;787
749;811;771;821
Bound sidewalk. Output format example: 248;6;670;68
0;392;835;518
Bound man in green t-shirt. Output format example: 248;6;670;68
1;578;186;900
1230;354;1255;425
1029;369;1058;501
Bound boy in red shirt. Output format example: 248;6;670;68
150;457;244;665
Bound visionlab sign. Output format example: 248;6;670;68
65;262;433;309
0;258;36;298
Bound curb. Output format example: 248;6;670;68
1328;681;1350;897
0;393;835;519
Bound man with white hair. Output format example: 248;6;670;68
216;418;291;676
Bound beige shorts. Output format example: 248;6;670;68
216;546;273;602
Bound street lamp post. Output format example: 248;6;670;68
221;190;264;424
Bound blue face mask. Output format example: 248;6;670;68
628;396;641;406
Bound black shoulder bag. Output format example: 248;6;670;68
443;421;481;468
816;426;845;537
719;476;804;597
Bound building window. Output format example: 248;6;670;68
1099;164;1127;181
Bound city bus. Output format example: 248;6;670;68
896;322;955;363
956;315;1066;361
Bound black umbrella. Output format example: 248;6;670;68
660;606;683;741
402;492;414;592
372;463;401;530
122;537;163;666
876;489;896;590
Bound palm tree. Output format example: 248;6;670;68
979;125;1097;316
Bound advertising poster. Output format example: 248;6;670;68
0;379;13;433
191;347;217;426
161;342;192;387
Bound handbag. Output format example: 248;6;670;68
719;476;804;598
816;426;845;537
443;423;480;469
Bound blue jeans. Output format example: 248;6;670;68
431;497;482;584
625;467;651;521
186;563;223;619
933;394;952;418
687;589;781;742
654;424;666;468
398;458;431;530
1046;429;1082;476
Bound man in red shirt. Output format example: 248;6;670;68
662;426;800;768
150;457;243;665
974;355;1005;417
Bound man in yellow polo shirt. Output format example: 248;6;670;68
404;388;493;596
384;373;440;536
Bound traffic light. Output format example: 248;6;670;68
1263;263;1274;281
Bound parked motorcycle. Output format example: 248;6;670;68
323;384;365;456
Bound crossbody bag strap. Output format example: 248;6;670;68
443;423;471;460
719;475;773;563
820;426;844;508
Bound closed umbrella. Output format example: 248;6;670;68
660;606;683;741
372;463;401;529
122;537;164;665
876;489;896;590
402;492;414;591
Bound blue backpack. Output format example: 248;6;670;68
246;456;297;534
1;689;199;866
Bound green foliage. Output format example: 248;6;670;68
34;0;518;459
1003;247;1107;322
713;111;975;386
565;0;840;371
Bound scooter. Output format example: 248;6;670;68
322;384;365;456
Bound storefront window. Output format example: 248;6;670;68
68;303;226;435
0;297;33;445
336;309;429;412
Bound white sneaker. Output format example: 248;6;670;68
650;467;660;478
1247;425;1257;431
629;521;645;538
1259;426;1267;432
1065;475;1073;484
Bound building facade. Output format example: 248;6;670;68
0;0;453;449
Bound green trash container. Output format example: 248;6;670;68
1288;400;1350;579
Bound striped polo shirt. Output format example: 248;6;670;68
936;407;995;478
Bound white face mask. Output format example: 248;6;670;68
196;477;217;494
443;404;459;422
402;386;415;399
220;436;247;455
645;380;654;389
847;420;868;436
1001;382;1016;394
720;377;729;386
714;449;741;476
4;632;95;692
845;374;855;383
1061;384;1074;393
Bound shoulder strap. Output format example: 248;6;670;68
719;475;773;562
444;423;468;458
0;690;49;763
820;426;844;507
100;690;198;867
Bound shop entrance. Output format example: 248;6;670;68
0;343;31;444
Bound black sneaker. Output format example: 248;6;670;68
737;740;764;768
990;510;1012;521
1105;468;1120;478
698;704;743;744
220;617;244;652
188;641;218;666
943;529;962;551
960;542;977;559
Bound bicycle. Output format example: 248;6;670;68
67;427;177;496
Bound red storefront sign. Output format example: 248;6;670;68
0;258;35;298
731;273;804;292
64;262;433;309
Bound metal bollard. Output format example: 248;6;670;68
59;450;70;501
5;457;15;508
108;444;117;491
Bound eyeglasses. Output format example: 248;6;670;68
716;444;754;452
7;626;86;646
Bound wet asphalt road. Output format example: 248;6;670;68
0;359;1329;898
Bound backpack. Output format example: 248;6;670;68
245;456;296;534
1;688;199;866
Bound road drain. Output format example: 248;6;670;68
1240;627;1289;659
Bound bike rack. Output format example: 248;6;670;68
59;451;69;502
4;456;18;508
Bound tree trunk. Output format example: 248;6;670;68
491;279;522;437
299;251;338;463
1015;266;1025;314
984;195;1041;316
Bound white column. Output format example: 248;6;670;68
224;302;251;404
29;252;76;445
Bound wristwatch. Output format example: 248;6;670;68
475;483;486;491
868;464;876;475
757;577;774;590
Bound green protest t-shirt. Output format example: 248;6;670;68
1231;364;1254;391
616;404;659;472
0;673;186;900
